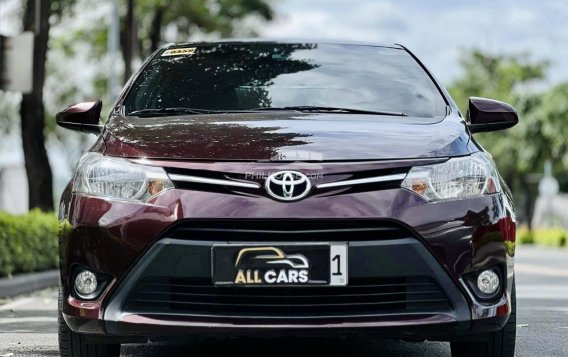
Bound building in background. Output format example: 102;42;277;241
0;142;27;213
0;133;81;214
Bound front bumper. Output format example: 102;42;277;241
104;235;470;332
59;181;515;340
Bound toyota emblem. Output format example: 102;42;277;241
265;171;311;201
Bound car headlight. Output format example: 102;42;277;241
73;152;174;202
401;152;501;202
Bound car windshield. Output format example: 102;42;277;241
123;42;448;118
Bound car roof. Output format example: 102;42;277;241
162;38;405;51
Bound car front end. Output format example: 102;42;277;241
57;40;517;357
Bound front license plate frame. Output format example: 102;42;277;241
212;243;348;287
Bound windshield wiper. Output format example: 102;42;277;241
127;107;221;117
128;106;407;117
251;106;407;116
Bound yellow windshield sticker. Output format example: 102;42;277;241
161;47;196;57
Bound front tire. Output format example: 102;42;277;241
450;280;516;357
58;286;120;357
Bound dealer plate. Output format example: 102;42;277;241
212;243;348;286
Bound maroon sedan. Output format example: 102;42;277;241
56;40;518;357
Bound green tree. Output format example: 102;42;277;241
135;0;274;57
450;50;547;112
522;83;568;180
66;0;276;101
450;50;548;180
19;0;75;211
449;50;568;227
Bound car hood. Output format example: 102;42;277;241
102;112;473;161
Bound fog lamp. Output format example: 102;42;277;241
477;269;499;295
75;270;98;295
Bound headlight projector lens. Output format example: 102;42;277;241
477;269;499;295
75;270;98;296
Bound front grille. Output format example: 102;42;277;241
124;276;452;319
164;220;412;241
164;166;409;197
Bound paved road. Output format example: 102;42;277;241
0;245;567;357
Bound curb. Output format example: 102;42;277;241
0;270;59;299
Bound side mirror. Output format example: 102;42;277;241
467;97;518;133
56;100;103;135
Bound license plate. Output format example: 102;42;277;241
212;243;348;287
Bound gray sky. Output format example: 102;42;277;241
260;0;568;86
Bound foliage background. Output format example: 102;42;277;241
0;210;59;277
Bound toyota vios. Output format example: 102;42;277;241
57;40;518;357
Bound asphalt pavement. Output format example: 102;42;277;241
0;245;567;357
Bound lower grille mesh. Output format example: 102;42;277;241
124;276;452;319
164;220;411;241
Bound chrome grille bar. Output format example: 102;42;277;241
316;173;407;189
168;174;260;189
